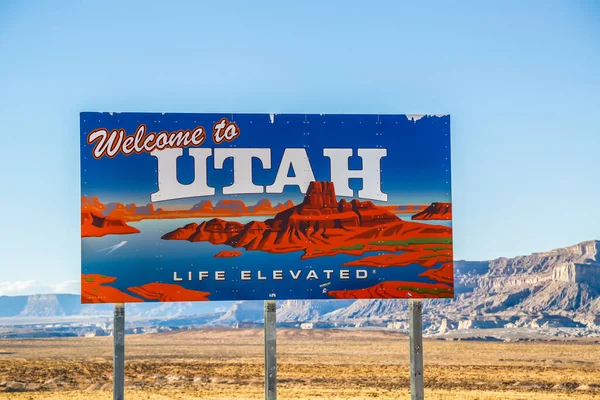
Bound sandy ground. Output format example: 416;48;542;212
1;328;599;399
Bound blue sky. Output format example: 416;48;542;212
0;0;598;295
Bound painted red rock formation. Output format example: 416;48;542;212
81;196;106;214
162;219;245;244
161;222;200;240
328;281;453;299
81;275;211;303
214;250;243;258
395;204;428;214
133;203;155;215
190;199;293;215
104;202;135;217
419;262;454;284
275;200;295;211
303;181;337;207
302;219;452;260
411;202;452;220
81;211;140;238
82;196;295;223
248;199;273;213
342;244;453;268
127;283;210;302
258;181;400;249
214;200;249;214
105;202;158;218
163;181;452;263
190;200;214;213
81;274;142;303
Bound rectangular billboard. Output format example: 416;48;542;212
80;113;453;303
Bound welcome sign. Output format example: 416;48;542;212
80;113;453;303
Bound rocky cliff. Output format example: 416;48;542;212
321;240;600;334
552;262;600;287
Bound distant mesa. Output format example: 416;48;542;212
104;202;127;216
275;200;295;211
104;201;158;219
396;204;427;213
133;203;155;215
162;181;453;267
248;198;273;213
81;210;140;238
127;283;210;302
328;281;454;299
192;198;295;215
190;200;214;213
411;202;452;220
249;198;296;214
82;197;163;223
214;250;243;258
214;199;249;214
80;196;296;226
82;195;434;226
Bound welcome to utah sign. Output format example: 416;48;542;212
80;113;453;303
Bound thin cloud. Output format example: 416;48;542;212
0;280;79;296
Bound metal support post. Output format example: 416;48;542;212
113;303;125;400
409;300;424;400
264;300;277;400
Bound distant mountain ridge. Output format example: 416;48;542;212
81;196;296;223
0;294;108;318
0;295;222;318
81;195;434;224
320;240;600;332
453;240;600;318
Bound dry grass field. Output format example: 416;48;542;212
0;328;599;399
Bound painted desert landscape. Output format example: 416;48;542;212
1;329;599;399
81;181;453;303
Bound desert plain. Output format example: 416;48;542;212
0;328;599;399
